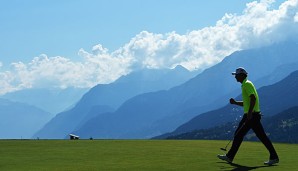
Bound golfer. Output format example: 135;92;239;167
217;67;279;165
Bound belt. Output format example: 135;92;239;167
244;111;261;115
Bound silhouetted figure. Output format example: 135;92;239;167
217;67;279;165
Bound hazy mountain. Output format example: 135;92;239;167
164;106;298;143
78;65;198;110
74;41;298;139
261;106;298;143
254;62;298;88
0;98;52;139
34;66;198;139
159;70;298;138
2;87;88;114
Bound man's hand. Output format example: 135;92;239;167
230;98;236;104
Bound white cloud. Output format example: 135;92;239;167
109;0;298;71
0;52;132;94
215;0;298;49
1;0;298;94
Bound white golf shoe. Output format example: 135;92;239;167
264;158;279;165
217;154;233;163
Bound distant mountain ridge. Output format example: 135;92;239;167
34;66;197;139
33;41;298;139
81;65;198;110
73;41;298;139
0;98;52;139
164;106;298;143
157;69;298;139
2;87;88;114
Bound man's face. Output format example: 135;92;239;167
235;74;242;83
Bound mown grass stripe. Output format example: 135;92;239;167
0;140;296;170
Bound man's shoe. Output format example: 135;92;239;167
217;154;232;163
264;159;279;165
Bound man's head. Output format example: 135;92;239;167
232;67;248;83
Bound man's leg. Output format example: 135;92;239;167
226;115;251;160
251;114;279;160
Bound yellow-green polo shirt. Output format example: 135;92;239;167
241;78;260;113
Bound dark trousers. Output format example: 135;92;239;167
227;112;279;160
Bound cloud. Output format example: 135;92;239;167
216;0;298;48
1;0;298;94
108;0;298;71
0;52;132;94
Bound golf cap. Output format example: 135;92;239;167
232;67;248;75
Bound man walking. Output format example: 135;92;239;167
217;67;279;165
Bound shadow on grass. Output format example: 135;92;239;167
218;162;277;171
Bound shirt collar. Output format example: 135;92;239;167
241;78;248;86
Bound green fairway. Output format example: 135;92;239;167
0;140;296;170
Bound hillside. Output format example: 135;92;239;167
74;41;298;139
2;87;88;114
159;70;298;138
34;66;197;139
164;106;298;143
0;98;52;139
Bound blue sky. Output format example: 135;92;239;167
1;0;295;94
1;0;261;64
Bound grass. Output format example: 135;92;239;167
0;140;296;171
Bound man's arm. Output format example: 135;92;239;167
230;98;243;106
247;94;256;120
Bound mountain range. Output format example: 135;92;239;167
71;41;298;139
31;41;298;140
0;98;52;139
33;66;198;139
1;87;88;114
165;106;298;143
157;69;298;139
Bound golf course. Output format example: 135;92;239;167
0;140;296;170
